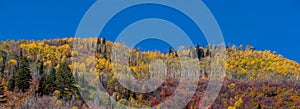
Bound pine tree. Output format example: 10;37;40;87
38;74;47;96
206;47;211;57
0;50;7;77
14;57;32;92
38;60;47;96
55;62;77;100
8;57;32;92
168;48;173;55
38;61;49;96
200;48;205;58
45;67;56;95
195;44;204;59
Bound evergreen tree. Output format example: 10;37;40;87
195;44;204;59
55;62;77;100
38;74;47;96
206;47;211;57
37;60;47;96
0;50;7;77
45;67;56;95
15;58;32;92
200;48;205;58
168;48;173;55
8;57;32;92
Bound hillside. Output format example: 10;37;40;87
0;38;299;108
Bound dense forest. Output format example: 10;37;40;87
0;38;299;108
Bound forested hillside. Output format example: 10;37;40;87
0;38;299;108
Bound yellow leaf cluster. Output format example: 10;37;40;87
9;59;17;65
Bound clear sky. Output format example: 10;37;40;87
0;0;299;62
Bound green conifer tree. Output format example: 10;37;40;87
8;57;32;92
0;50;7;77
55;62;77;100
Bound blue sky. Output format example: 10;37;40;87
0;0;299;62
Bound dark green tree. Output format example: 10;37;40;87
206;46;211;57
55;62;77;100
0;50;7;77
44;67;56;95
8;57;32;92
37;60;47;96
38;61;44;75
196;44;204;59
38;74;47;96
